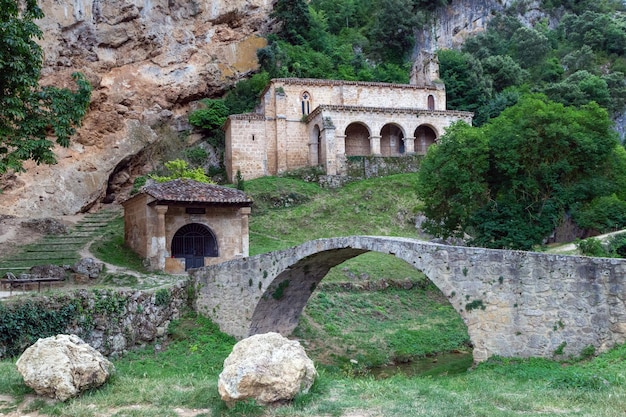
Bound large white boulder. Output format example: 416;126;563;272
218;332;317;405
16;334;115;401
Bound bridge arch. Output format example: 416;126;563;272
248;246;472;355
192;236;626;363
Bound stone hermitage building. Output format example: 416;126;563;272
122;179;253;273
224;65;473;182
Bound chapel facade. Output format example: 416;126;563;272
224;60;473;182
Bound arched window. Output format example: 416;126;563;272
427;95;435;111
171;223;218;270
301;91;311;115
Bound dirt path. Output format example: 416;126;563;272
547;229;626;254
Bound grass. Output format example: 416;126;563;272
246;174;423;254
2;314;624;416
2;173;626;416
90;216;150;274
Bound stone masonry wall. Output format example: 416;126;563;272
191;236;626;363
0;280;190;359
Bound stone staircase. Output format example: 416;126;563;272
0;208;122;274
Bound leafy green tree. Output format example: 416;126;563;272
418;95;623;249
188;99;229;132
417;122;490;239
368;0;422;64
481;55;528;92
150;159;211;183
271;0;312;45
224;72;270;115
510;27;551;68
0;0;91;174
438;49;492;112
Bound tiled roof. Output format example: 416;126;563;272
142;179;252;205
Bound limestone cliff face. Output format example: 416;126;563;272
0;0;270;216
0;0;544;217
416;0;548;51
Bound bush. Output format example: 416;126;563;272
576;238;609;257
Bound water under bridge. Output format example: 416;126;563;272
190;236;626;362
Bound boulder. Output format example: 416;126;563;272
218;332;317;405
28;264;68;280
71;258;104;280
16;334;115;401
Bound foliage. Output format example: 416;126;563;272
187;99;228;132
270;0;312;45
150;159;211;183
440;2;626;127
574;194;626;232
418;94;623;249
0;299;79;357
437;49;492;113
223;72;270;115
367;0;422;64
0;1;91;173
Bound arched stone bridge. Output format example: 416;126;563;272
190;236;626;362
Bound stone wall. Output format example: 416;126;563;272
345;155;423;179
191;236;626;363
0;280;190;358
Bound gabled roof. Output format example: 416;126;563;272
138;179;252;206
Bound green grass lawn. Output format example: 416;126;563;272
1;313;623;417
1;174;625;416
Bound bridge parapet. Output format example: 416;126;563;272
191;236;626;362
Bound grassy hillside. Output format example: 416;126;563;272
245;173;423;254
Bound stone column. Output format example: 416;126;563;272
334;134;347;176
322;124;337;175
240;207;251;257
404;136;416;154
154;205;168;271
369;135;381;156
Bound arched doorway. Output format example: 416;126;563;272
345;122;371;156
171;223;218;270
380;124;405;156
414;125;437;154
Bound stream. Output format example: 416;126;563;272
370;351;473;379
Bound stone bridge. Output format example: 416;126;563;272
190;236;626;362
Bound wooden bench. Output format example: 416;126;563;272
0;277;66;295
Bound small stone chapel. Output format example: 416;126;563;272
122;179;253;273
224;51;473;182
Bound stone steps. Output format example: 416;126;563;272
0;207;122;274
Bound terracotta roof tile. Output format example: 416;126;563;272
142;179;252;205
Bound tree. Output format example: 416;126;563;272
438;49;492;112
150;159;211;183
418;94;623;249
0;0;91;174
367;0;422;64
270;0;312;45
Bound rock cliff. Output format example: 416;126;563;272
0;0;270;216
0;0;542;217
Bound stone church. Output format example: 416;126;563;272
224;53;473;182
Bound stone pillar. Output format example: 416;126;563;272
154;205;168;271
369;135;381;156
322;125;337;175
334;134;347;176
240;207;251;257
404;136;416;154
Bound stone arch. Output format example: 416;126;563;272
380;123;405;156
414;124;438;154
249;246;474;361
171;223;218;270
344;122;371;156
301;91;312;115
309;124;322;166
